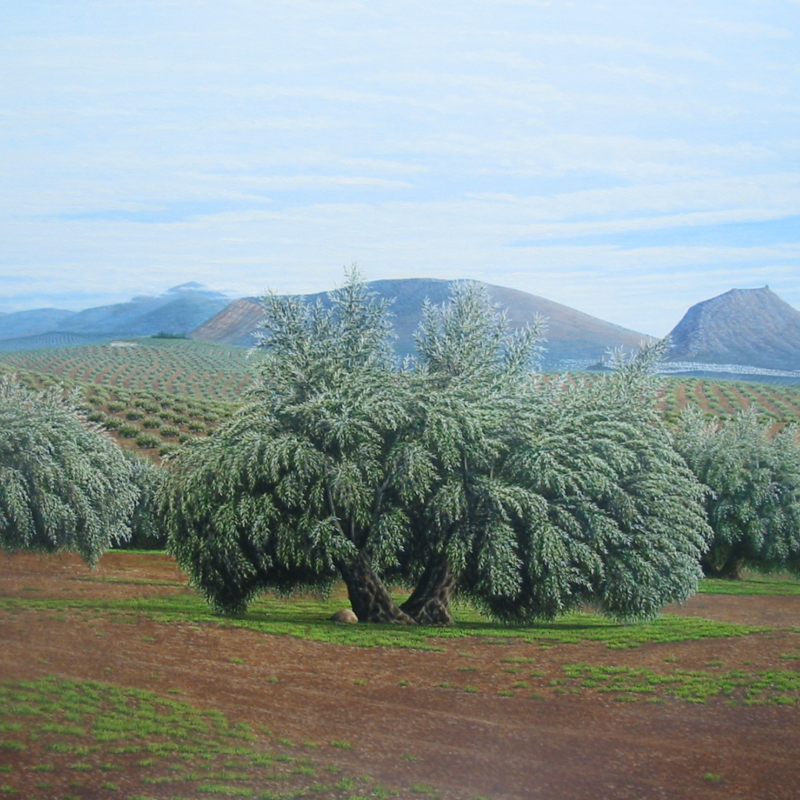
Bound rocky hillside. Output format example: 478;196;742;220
189;298;266;346
190;278;651;367
666;287;800;371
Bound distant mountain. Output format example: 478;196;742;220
190;278;651;367
53;284;230;338
0;308;75;341
0;285;232;346
666;287;800;371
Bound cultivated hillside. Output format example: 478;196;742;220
667;287;800;371
190;278;651;367
189;298;266;346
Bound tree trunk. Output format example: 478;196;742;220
337;553;416;624
710;557;745;580
702;546;746;580
401;553;455;626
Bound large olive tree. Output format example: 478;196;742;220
0;377;139;565
162;273;710;624
161;274;422;620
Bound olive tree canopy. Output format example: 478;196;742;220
162;274;419;620
398;306;710;624
675;408;800;579
0;377;139;565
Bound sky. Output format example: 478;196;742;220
1;0;798;336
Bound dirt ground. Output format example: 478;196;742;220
1;552;799;800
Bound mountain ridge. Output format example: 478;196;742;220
189;278;651;367
2;280;799;375
666;287;800;372
0;308;76;341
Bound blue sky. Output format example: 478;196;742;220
1;0;798;336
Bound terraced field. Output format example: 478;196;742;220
657;377;800;429
0;339;255;402
1;340;798;464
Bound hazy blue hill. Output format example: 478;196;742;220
54;296;167;334
54;284;229;338
112;294;230;337
0;308;76;341
190;278;651;367
667;287;800;371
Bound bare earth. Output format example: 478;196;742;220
1;552;799;800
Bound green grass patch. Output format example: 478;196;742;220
0;589;768;651
0;677;418;799
699;573;800;595
558;663;800;705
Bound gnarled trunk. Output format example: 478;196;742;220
401;553;455;626
702;544;746;580
703;556;746;580
337;553;415;624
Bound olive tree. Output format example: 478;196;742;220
391;283;547;624
478;344;711;622
396;298;710;624
162;273;711;624
0;377;139;565
675;407;800;579
118;453;167;550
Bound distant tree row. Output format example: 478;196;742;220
2;273;799;624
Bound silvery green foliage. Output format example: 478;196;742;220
408;295;710;622
675;407;800;577
122;453;167;550
161;272;419;614
161;274;711;623
396;283;546;595
484;340;711;622
0;376;138;565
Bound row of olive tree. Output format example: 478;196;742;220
159;274;712;624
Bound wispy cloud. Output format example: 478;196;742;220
0;0;798;336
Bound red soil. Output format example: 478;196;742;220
1;553;799;800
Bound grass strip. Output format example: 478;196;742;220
556;663;800;705
0;591;767;650
699;574;800;596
